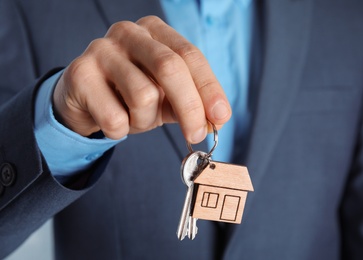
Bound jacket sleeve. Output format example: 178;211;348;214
0;1;111;258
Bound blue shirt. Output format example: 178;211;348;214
34;0;253;180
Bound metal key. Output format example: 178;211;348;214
177;151;202;240
176;151;208;240
176;181;194;240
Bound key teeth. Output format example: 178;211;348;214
190;226;198;240
177;226;197;240
187;219;198;240
194;226;198;239
177;234;185;241
176;228;187;241
188;233;195;240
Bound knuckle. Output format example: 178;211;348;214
128;87;160;128
177;44;208;72
65;58;90;87
130;118;154;132
107;21;137;37
179;98;203;118
86;38;116;59
101;112;129;136
65;57;97;95
86;38;110;54
135;86;159;108
130;115;161;133
175;43;201;62
66;58;83;82
88;37;105;48
153;52;184;79
197;78;218;92
136;15;162;27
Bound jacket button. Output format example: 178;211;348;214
0;162;16;187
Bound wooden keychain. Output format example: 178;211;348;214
177;122;254;240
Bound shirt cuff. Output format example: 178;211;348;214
34;70;125;179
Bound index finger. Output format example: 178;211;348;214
136;16;232;141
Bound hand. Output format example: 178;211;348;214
53;16;231;144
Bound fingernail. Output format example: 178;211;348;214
191;127;207;144
212;101;230;121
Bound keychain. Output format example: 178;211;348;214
176;122;254;240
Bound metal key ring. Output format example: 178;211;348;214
187;121;218;158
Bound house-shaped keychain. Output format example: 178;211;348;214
192;161;254;224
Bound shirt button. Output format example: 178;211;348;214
85;153;102;161
204;15;228;28
0;162;16;187
205;15;215;26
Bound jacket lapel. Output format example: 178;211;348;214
224;0;313;255
245;0;312;197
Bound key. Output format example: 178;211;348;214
176;181;194;240
176;151;208;240
188;215;198;240
176;152;199;240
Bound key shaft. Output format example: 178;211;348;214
176;183;194;240
176;151;208;240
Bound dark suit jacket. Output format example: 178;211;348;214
1;0;363;259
